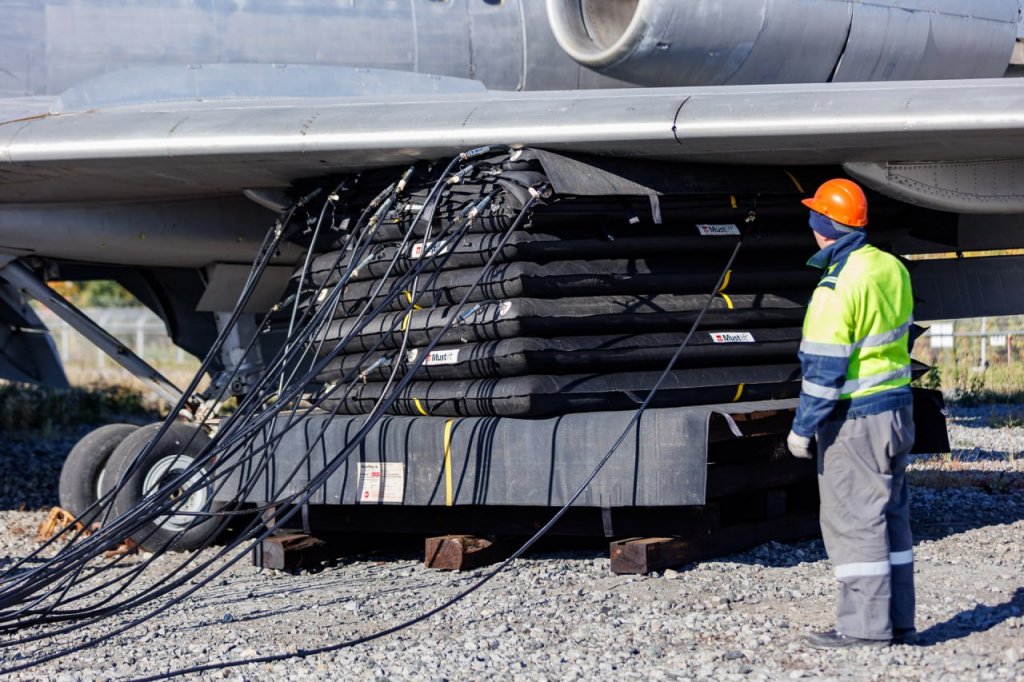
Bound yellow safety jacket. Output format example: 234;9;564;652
792;230;913;438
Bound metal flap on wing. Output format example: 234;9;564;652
532;149;821;197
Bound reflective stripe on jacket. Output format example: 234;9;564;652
791;230;913;438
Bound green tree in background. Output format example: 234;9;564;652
51;280;142;308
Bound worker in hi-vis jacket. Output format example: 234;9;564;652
787;178;917;649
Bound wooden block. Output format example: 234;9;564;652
260;505;277;531
609;510;821;574
424;534;505;571
254;533;335;571
610;537;687;575
36;506;87;542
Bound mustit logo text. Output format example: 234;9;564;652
696;224;740;236
709;332;756;343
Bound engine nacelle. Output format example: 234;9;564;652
546;0;1020;86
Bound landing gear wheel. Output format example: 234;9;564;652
104;422;219;552
58;423;139;527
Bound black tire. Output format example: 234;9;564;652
58;423;139;527
104;422;220;552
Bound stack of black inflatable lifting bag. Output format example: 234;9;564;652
306;153;901;418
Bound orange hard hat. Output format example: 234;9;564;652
801;178;868;228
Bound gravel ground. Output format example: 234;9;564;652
0;406;1022;681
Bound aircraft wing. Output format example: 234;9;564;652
2;74;1024;390
2;78;1024;211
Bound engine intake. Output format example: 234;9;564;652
546;0;1019;86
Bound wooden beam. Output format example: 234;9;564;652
253;533;341;571
424;534;506;571
609;510;820;575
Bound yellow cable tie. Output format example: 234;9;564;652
732;383;745;402
401;311;412;331
719;292;734;309
730;195;738;209
784;170;805;194
443;418;455;507
718;269;733;293
413;397;429;416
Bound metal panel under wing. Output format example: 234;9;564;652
845;159;1024;214
0;198;295;268
957;213;1024;252
910;255;1024;320
196;264;295;315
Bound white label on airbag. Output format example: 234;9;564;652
709;332;755;343
424;349;460;365
357;463;404;503
411;239;449;259
697;224;740;236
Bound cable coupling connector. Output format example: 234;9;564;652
447;164;475;185
453;189;499;228
396;165;416;195
459;144;509;161
456;304;481;325
296;187;323;209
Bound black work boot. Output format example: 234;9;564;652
892;628;918;645
804;629;891;649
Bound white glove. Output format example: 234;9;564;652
787;431;814;459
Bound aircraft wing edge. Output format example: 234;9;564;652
1;79;1023;203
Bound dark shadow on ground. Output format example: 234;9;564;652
707;486;1024;570
943;405;1024;430
916;587;1024;646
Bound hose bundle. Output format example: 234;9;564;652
0;146;787;677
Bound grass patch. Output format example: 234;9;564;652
0;381;160;433
989;412;1024;429
914;361;1024;406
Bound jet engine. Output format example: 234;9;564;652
546;0;1020;86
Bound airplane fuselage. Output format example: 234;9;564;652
0;0;620;97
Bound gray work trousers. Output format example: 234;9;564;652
816;404;915;640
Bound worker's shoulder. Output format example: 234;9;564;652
831;243;910;302
844;242;908;278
